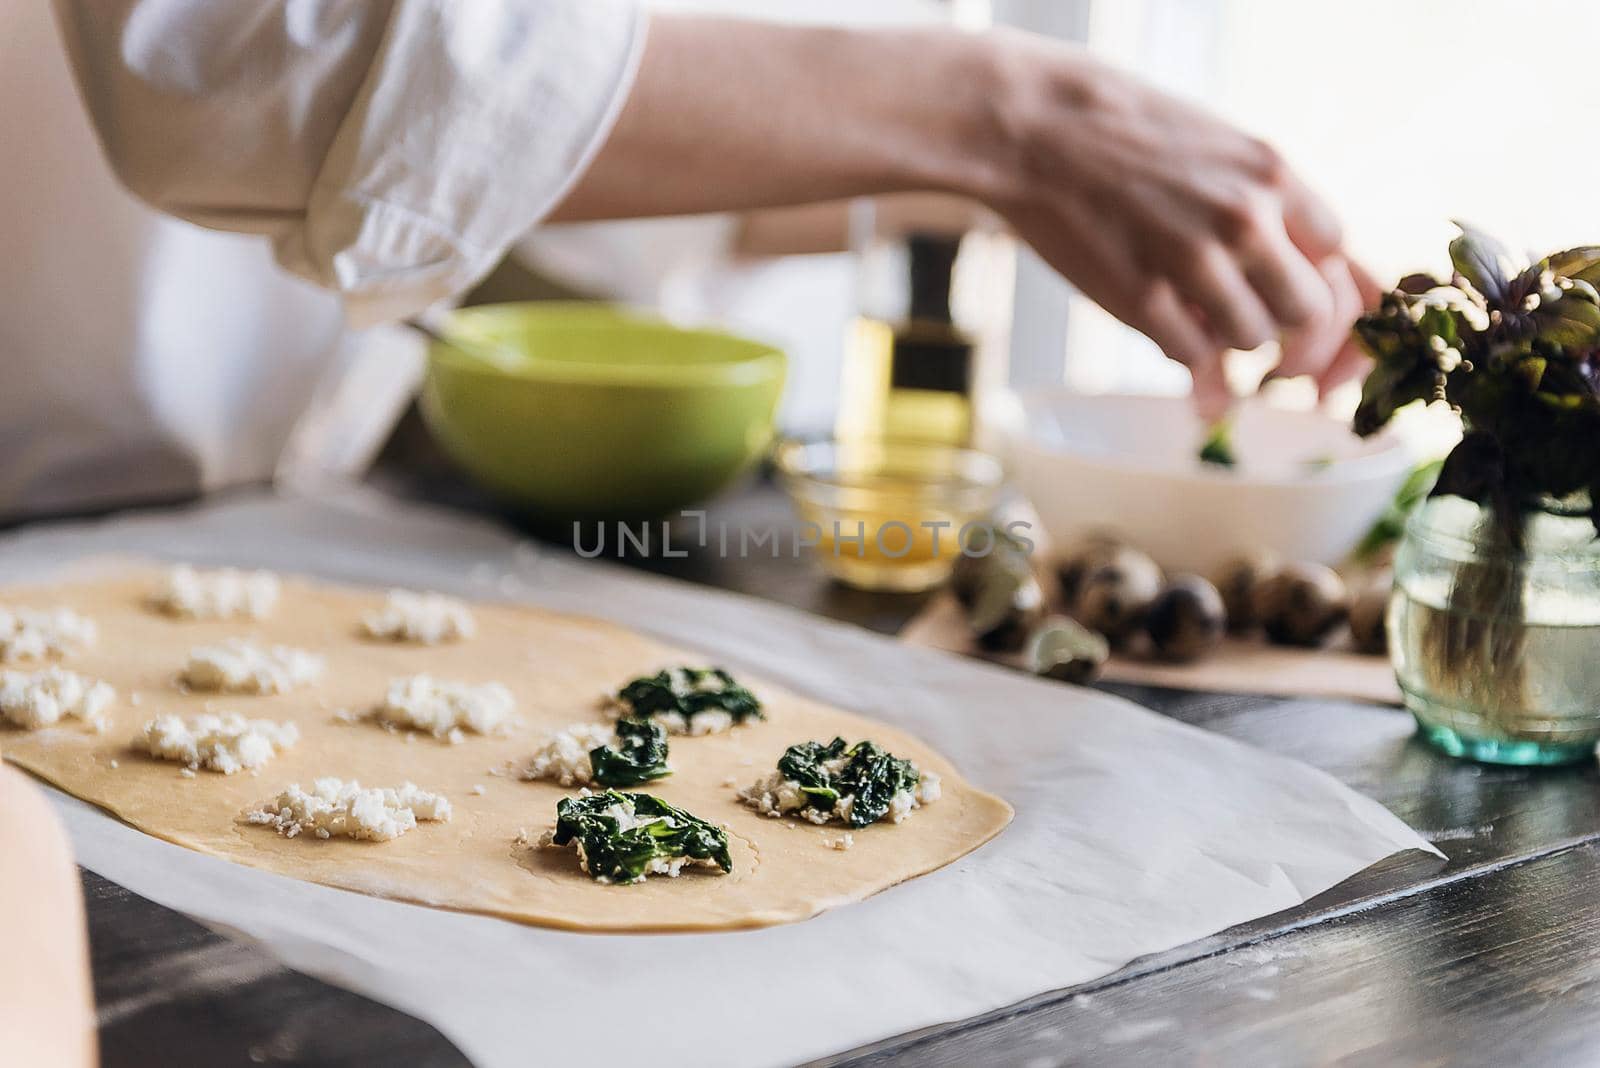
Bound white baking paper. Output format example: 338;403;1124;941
2;489;1437;1068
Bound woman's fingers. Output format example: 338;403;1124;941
1174;241;1277;352
1281;171;1344;263
1276;254;1356;379
1135;280;1233;421
1314;257;1385;396
1241;221;1335;336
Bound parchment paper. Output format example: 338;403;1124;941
902;594;1404;705
2;489;1437;1068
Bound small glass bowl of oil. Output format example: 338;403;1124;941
774;437;1005;592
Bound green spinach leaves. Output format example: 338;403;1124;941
551;791;731;884
777;738;922;828
617;667;763;729
588;717;671;788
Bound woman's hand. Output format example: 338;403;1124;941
979;34;1360;413
554;17;1372;404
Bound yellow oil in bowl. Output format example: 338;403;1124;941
775;439;1005;592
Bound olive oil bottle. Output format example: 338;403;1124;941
837;222;988;447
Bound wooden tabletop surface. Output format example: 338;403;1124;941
77;475;1600;1068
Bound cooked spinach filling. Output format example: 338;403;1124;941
588;717;671;788
551;790;731;884
779;738;923;828
616;667;763;727
1198;417;1238;468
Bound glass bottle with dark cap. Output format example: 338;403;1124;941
837;202;1008;446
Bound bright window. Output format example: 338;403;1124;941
1044;0;1593;452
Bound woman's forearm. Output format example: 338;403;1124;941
551;16;1016;221
556;15;1364;408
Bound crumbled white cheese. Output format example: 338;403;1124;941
151;565;280;621
470;784;486;797
651;709;734;736
373;675;513;740
180;639;324;695
826;833;855;851
0;606;97;664
0;667;115;731
521;723;618;786
604;694;732;736
137;713;299;774
739;768;942;826
245;778;451;841
361;590;475;644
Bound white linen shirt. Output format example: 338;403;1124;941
54;0;646;324
0;1;642;521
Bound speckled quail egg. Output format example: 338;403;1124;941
1146;575;1227;662
951;523;1032;608
1055;532;1128;606
1252;563;1350;647
1213;551;1279;633
1071;545;1163;643
966;564;1047;653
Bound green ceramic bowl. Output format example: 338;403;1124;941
420;303;786;522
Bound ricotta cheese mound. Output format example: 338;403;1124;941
245;778;452;841
374;675;513;741
0;668;115;731
653;708;734;736
0;606;98;664
180;639;325;695
739;764;943;827
521;723;618;786
360;590;476;644
137;713;300;774
151;565;281;621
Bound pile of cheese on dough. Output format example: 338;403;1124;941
373;675;513;742
611;666;762;736
740;750;942;827
151;565;280;621
521;723;619;786
0;606;97;663
0;668;115;731
361;590;475;644
180;639;324;695
245;778;452;841
137;713;300;774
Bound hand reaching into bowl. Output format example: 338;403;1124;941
977;36;1376;418
62;8;1378;412
554;18;1379;416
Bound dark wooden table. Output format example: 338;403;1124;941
81;477;1600;1068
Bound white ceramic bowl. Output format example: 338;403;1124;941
990;389;1415;577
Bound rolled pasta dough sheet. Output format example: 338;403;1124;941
0;569;1012;932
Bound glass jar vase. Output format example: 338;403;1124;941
1390;493;1600;765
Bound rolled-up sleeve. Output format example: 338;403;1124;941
52;0;646;322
